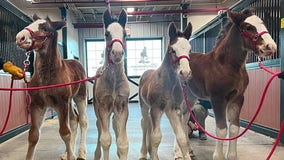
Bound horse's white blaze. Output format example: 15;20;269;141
107;22;124;63
245;15;277;50
171;37;191;78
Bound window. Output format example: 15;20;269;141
85;38;162;77
126;38;162;76
86;40;105;77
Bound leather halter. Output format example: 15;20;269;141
241;30;268;52
169;49;190;64
25;27;53;51
106;38;126;64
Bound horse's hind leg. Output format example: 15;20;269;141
226;97;243;160
56;102;76;160
26;105;47;160
73;97;88;160
112;96;129;160
165;109;192;160
139;100;150;160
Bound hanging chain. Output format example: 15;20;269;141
22;51;32;83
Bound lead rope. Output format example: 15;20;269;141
258;58;284;160
0;79;14;135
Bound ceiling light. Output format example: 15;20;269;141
127;7;135;12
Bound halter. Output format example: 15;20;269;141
25;27;53;51
106;38;126;64
241;30;269;52
169;48;190;65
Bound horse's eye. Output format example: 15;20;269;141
171;49;176;56
246;24;255;31
105;32;110;38
41;27;48;32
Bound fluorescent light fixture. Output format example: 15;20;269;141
127;7;135;12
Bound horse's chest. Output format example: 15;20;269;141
96;76;129;99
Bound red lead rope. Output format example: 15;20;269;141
0;73;103;136
0;79;14;135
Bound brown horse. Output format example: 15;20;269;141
16;15;88;160
93;9;129;160
139;22;193;160
184;9;277;160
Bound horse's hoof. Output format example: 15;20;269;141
175;158;183;160
77;158;86;160
139;158;147;160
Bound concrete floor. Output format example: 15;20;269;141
0;103;283;160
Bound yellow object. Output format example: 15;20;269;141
3;61;24;80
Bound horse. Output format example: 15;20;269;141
93;9;129;160
138;22;193;160
15;15;88;160
184;9;277;160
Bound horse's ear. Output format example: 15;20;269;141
51;21;66;31
45;16;51;22
227;10;246;26
32;14;41;21
118;9;127;28
241;8;255;16
103;9;112;28
169;22;177;41
183;22;192;40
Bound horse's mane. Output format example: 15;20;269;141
214;8;255;47
215;20;232;46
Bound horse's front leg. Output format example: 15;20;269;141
97;102;112;160
165;108;192;160
94;114;102;160
212;100;227;160
149;107;163;160
56;103;76;160
226;98;243;160
26;104;47;160
174;101;193;160
113;96;129;160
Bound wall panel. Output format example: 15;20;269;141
241;67;281;130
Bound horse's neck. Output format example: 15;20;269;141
159;52;180;85
34;37;63;74
214;25;248;68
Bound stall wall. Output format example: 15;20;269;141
241;67;281;130
0;75;28;134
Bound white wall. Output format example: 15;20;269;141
66;10;79;59
188;14;218;33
